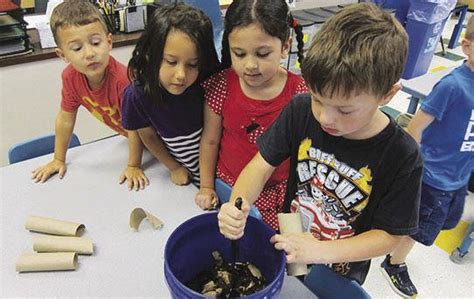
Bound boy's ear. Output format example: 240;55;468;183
379;83;401;106
55;48;69;63
281;38;291;59
461;38;472;57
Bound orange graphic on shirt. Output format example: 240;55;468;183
352;166;372;212
82;96;126;136
298;138;312;160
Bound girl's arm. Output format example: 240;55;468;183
119;130;149;191
407;109;434;143
32;109;77;182
195;104;223;209
218;152;275;239
137;126;191;185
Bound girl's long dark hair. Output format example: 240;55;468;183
128;3;220;105
221;0;304;69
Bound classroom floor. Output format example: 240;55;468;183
363;11;474;299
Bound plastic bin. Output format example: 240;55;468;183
402;0;456;79
164;212;285;298
373;0;411;24
182;0;223;58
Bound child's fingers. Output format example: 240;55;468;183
32;172;41;183
40;171;52;183
134;178;140;191
32;169;47;183
58;167;66;179
211;194;218;207
240;199;251;215
142;175;150;185
138;178;146;190
31;168;40;176
118;174;126;184
220;222;246;239
272;234;293;255
195;195;209;209
31;170;40;180
217;205;247;238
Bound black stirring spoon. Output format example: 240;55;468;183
231;197;243;261
230;197;243;291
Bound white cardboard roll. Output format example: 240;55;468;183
25;215;85;236
16;252;78;272
33;236;93;255
277;213;308;276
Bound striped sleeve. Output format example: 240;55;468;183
161;128;202;186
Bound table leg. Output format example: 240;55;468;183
407;96;420;114
458;222;474;256
448;5;468;49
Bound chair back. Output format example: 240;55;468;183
180;0;223;55
304;264;371;299
8;133;80;164
215;178;263;220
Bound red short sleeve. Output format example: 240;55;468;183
202;69;229;115
295;77;309;94
60;66;81;112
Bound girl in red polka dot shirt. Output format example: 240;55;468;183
195;0;307;229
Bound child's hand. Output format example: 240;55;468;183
195;187;218;210
270;232;317;264
119;166;150;191
217;199;251;240
31;159;66;183
170;166;191;186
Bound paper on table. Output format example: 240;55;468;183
36;21;57;49
16;252;78;273
25;215;85;236
33;236;93;255
45;0;64;20
129;208;164;231
277;213;308;276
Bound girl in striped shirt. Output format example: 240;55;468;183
121;3;219;187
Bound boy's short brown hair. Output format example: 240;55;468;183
301;3;408;99
465;15;474;41
50;0;108;46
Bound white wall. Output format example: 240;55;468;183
0;0;358;167
0;45;134;166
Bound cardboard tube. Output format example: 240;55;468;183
129;208;164;232
277;213;308;276
16;252;78;272
33;236;93;255
25;215;85;236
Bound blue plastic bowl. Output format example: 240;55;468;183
164;212;285;298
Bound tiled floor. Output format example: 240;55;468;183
364;12;474;298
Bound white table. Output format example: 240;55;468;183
400;66;457;114
0;136;316;298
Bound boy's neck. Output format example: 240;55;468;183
344;110;390;140
465;59;474;72
86;72;107;91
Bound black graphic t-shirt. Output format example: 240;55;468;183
257;94;422;284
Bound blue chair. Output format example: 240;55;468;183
215;178;263;220
8;133;81;164
304;264;371;299
379;106;401;119
180;0;223;57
